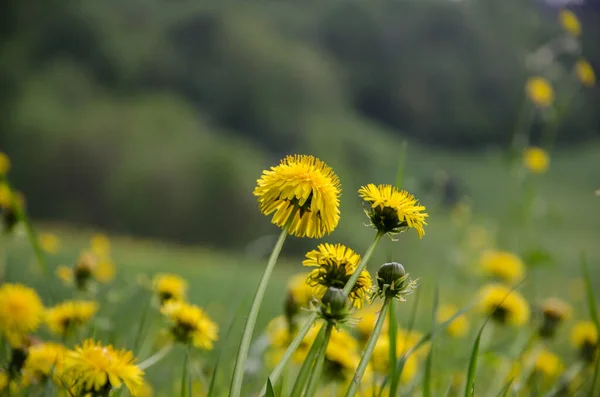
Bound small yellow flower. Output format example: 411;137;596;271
523;147;550;174
533;348;563;379
45;300;99;337
39;233;61;255
575;59;596;87
62;339;145;395
371;336;418;384
0;283;45;346
22;342;67;386
161;301;218;350
95;259;116;283
253;155;341;238
437;303;469;338
0;152;10;176
287;273;316;309
303;243;372;308
359;184;428;238
480;250;525;283
153;273;188;304
0;183;12;209
56;265;73;284
90;233;111;258
558;9;581;37
526;77;555;108
570;321;598;362
74;251;97;290
477;284;530;327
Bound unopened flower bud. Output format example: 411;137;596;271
74;252;96;290
320;287;350;322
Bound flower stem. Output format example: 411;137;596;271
346;298;391;397
230;222;291;397
139;343;173;370
289;323;327;397
261;312;319;395
388;299;398;396
343;231;384;296
304;322;334;397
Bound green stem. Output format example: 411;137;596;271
181;345;191;397
388;300;398;395
346;298;391;397
305;322;334;397
289;324;327;397
138;343;173;370
261;312;319;395
229;222;291;397
343;231;384;296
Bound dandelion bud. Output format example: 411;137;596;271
539;298;571;339
320;287;350;322
74;252;96;291
570;321;598;364
375;262;416;300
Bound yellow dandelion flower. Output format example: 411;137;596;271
477;284;530;327
22;342;67;385
253;155;341;238
533;348;563;379
523;147;550;174
0;283;45;346
153;273;187;304
160;301;218;350
90;233;111;257
480;250;525;283
575;59;596;87
45;300;99;337
62;339;144;395
56;265;73;284
358;183;428;238
303;243;372;308
287;273;316;309
0;152;10;176
371;336;418;384
437;303;469;338
95;259;116;283
39;233;60;255
570;321;598;362
356;302;388;342
74;251;97;290
323;328;361;381
526;77;555;108
558;9;581;37
0;183;12;209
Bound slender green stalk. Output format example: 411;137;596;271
181;346;191;397
261;230;385;394
387;300;398;396
230;221;292;397
139;343;173;370
305;323;334;397
289;325;327;397
346;298;391;397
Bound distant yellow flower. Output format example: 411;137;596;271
371;336;418;384
22;342;67;385
523;147;550;174
0;371;8;392
541;297;571;323
437;304;469;338
0;183;12;208
533;348;563;379
286;273;316;311
63;339;145;395
303;243;372;308
575;59;596;87
45;300;99;337
477;284;530;327
56;265;73;284
480;250;525;283
323;328;361;381
161;301;218;350
558;9;581;37
356;302;388;342
39;233;60;255
253;155;341;238
0;283;44;346
90;233;111;257
95;259;116;283
359;184;428;238
570;321;598;362
153;273;187;304
265;317;318;367
526;77;555;108
0;152;10;176
74;252;97;290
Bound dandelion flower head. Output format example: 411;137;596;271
303;243;372;309
253;155;341;238
477;284;530;327
45;300;99;337
153;273;188;304
576;59;596;87
90;233;111;258
22;342;67;385
532;348;563;379
359;184;428;238
160;300;218;350
559;9;581;36
39;233;61;255
523;147;550;174
526;77;555;108
0;283;45;346
0;152;10;176
480;250;525;283
570;321;598;362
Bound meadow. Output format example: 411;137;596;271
1;140;599;396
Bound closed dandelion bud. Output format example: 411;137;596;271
375;262;416;300
320;287;350;322
74;253;96;290
539;298;571;339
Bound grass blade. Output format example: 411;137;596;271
423;286;439;397
289;323;326;397
132;295;152;355
580;251;600;395
495;379;514;397
464;320;487;397
265;378;276;397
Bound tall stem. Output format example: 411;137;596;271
304;322;334;397
289;324;327;397
388;300;398;396
139;343;173;370
343;231;384;296
229;222;291;397
346;298;391;397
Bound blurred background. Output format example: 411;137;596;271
1;0;599;255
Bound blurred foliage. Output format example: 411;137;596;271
1;0;598;248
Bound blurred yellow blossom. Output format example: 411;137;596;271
558;9;581;37
356;302;387;342
161;300;218;350
575;59;596;87
0;283;45;346
90;233;111;257
0;183;12;208
286;273;316;310
0;152;10;176
95;260;116;283
371;335;418;384
523;147;550;174
56;265;73;284
526;77;554;108
437;303;469;338
153;273;187;304
45;300;99;337
22;342;67;386
39;233;61;255
533;348;563;379
477;284;530;327
480;250;525;284
570;321;598;362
